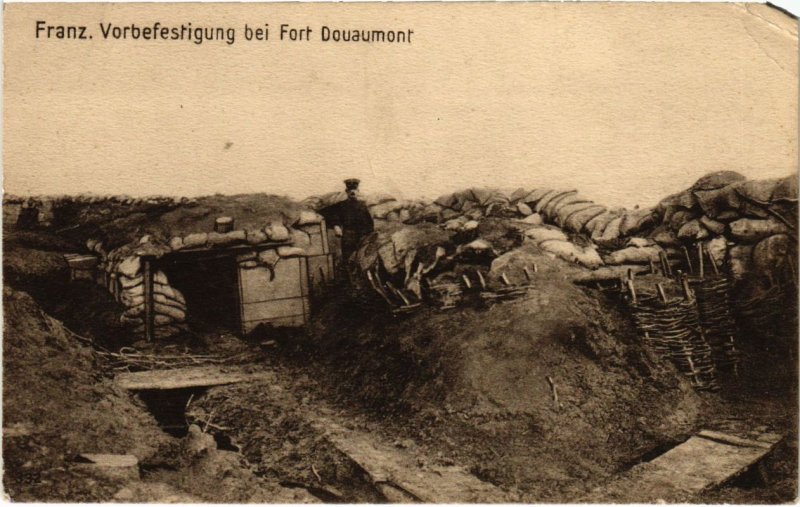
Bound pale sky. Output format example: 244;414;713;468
3;2;798;209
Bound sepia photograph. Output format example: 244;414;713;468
2;1;798;503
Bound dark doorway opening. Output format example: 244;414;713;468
137;387;206;437
160;255;241;334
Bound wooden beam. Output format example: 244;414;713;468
115;365;274;390
143;259;154;342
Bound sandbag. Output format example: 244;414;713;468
626;237;654;248
169;237;184;251
463;220;480;231
677;219;710;241
509;188;530;204
752;234;792;279
542;191;578;220
539;239;603;269
618;208;656;236
669;210;697;232
552;200;590;225
517;202;533;216
520;213;543;225
470;188;508;207
729;217;790;243
522;188;555;207
772;175;798;202
246;229;268;245
123;302;185;321
693;186;739;218
296;210;324;226
728;244;753;280
603;245;662;265
535;190;572;214
265;222;290;242
563;205;606;233
571;264;649;284
595;217;622;247
182;233;208;249
117;256;141;278
369;200;401;219
207;230;247;247
551;196;592;223
277;246;305;257
734;178;781;204
704;236;727;270
585;211;615;236
651;225;679;247
715;210;741;222
699;215;726;235
524;226;567;244
691;170;746;191
657;190;696;213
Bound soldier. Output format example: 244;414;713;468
321;178;375;274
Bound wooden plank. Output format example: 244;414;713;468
241;298;306;322
115;366;274;390
78;454;139;467
241;314;307;333
240;261;302;302
143;259;154;342
311;415;509;503
588;430;783;502
698;429;780;449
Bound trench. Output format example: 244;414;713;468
132;385;385;503
135;386;243;455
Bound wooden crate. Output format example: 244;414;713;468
238;254;310;334
63;253;98;282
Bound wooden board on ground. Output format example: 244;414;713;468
115;365;274;390
310;413;510;503
589;429;783;502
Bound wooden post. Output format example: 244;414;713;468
708;247;720;276
627;279;637;304
143;258;155;342
682;246;693;275
476;270;487;290
681;274;693;301
657;283;668;304
697;243;704;279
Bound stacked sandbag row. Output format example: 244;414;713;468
523;225;603;269
651;171;797;284
427;187;662;271
107;253;189;339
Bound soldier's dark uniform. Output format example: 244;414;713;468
322;179;375;268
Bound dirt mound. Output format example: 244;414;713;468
27;193;307;251
2;285;168;501
297;268;704;499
